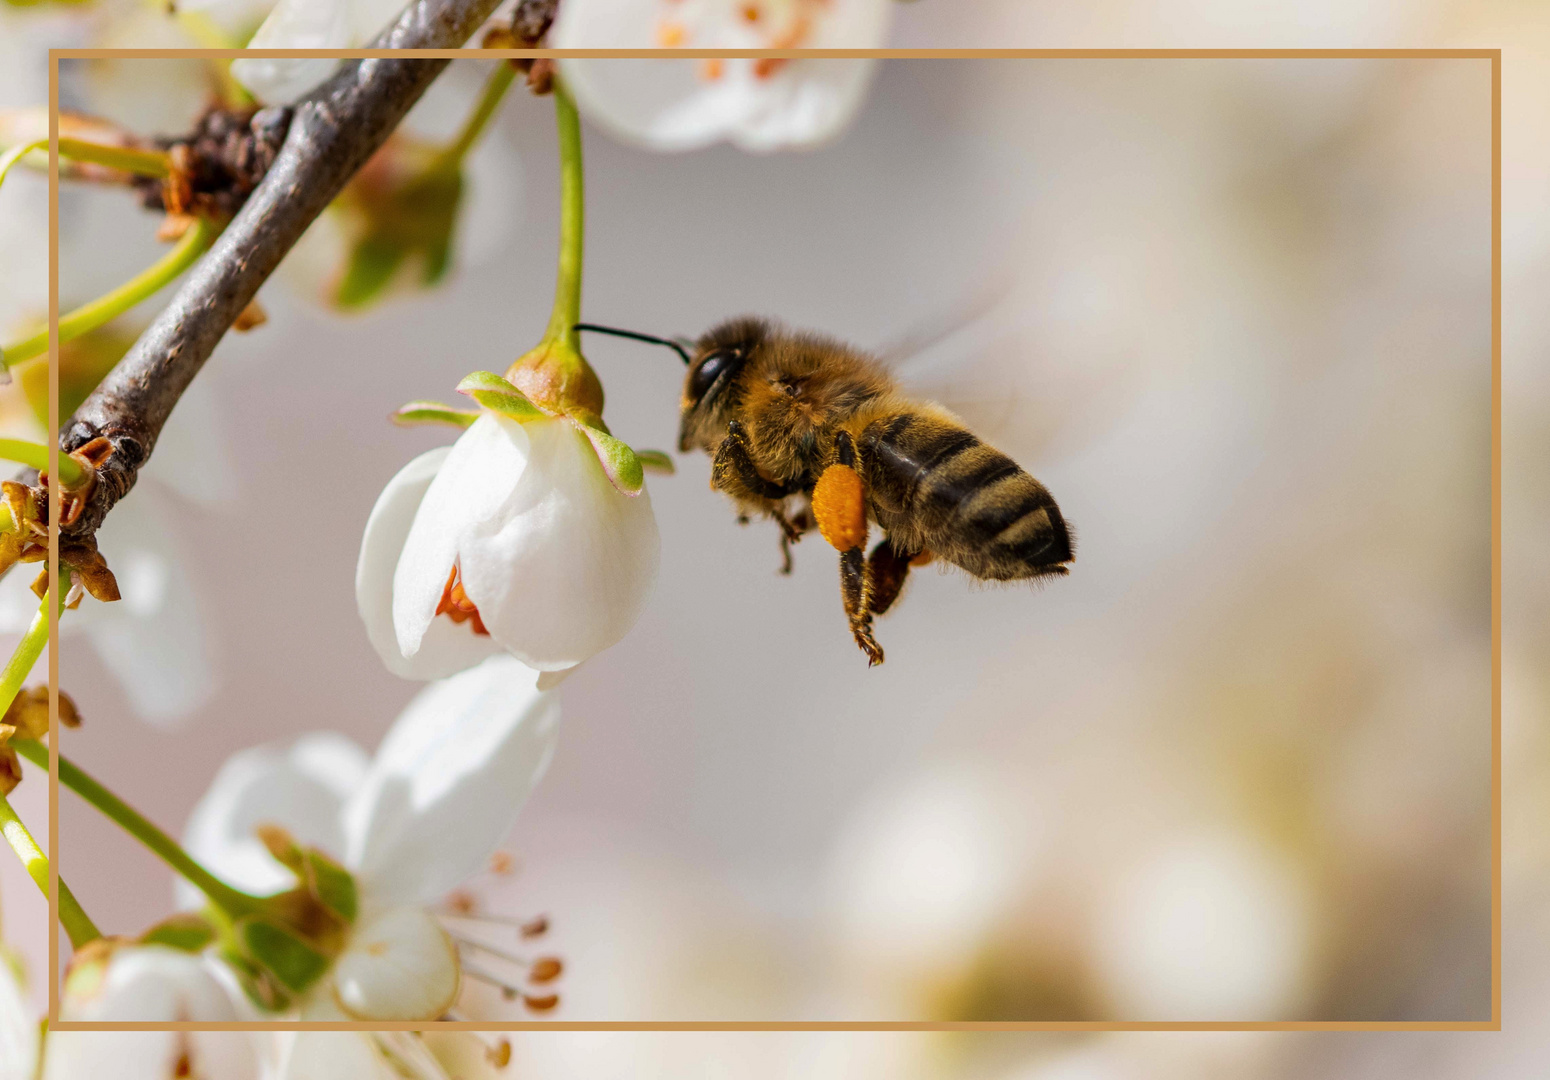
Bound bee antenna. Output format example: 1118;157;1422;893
574;323;693;366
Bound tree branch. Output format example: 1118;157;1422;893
58;0;505;545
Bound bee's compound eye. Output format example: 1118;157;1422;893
690;350;734;399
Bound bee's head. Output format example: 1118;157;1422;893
676;316;770;453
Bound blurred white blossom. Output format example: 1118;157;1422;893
1088;833;1312;1020
45;944;266;1080
178;655;559;1020
232;0;423;105
555;0;892;151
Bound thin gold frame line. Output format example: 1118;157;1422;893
1489;43;1503;1030
46;52;61;1030
49;47;1498;59
46;1020;1500;1032
45;46;1500;1035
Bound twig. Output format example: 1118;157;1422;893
58;0;505;545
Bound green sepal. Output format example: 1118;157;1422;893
301;848;358;925
237;917;330;995
578;423;644;496
392;400;479;428
457;371;547;421
329;160;462;311
334;234;408;311
221;947;293;1014
636;449;675;475
138;913;217;953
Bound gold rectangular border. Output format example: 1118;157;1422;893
47;46;1502;1033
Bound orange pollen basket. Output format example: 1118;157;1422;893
436;565;490;636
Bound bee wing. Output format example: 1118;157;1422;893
877;289;1093;466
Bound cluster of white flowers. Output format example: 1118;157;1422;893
0;0;900;1069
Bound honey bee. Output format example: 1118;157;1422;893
578;318;1074;665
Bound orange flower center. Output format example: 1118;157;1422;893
436;565;490;636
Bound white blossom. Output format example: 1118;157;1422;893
178;654;560;1021
43;945;266;1080
231;0;422;105
358;413;660;683
553;0;892;151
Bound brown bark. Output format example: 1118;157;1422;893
59;0;505;543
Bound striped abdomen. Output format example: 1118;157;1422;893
859;412;1073;581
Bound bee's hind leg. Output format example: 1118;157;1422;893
867;540;927;617
840;546;884;665
813;430;884;666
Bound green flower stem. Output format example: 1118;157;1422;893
0;791;100;949
542;78;585;352
0;139;45;189
14;740;267;921
0;438;83;488
0;590;51;721
0;137;170;188
55;138;171;179
439;61;517;169
2;215;217;368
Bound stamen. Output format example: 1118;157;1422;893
487;1039;513;1068
461;959;525;1000
700;58;724;81
372;1031;454;1080
451;934;564;983
656;20;686;46
435;565;489;635
437;911;550;938
440;1014;513;1066
489;850;517;875
741;3;761;21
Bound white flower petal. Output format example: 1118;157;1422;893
230;0;352;105
392;416;528;665
60;949;239;1022
178;732;369;909
359;446;503;680
230;0;427;104
721;60;880;153
44;1030;264;1080
343;655;559;907
458;418;660;671
330;906;460;1021
275;1032;399;1080
347;0;415;47
555;0;890;152
536;664;579;691
0;952;38;1079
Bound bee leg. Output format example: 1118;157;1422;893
840;546;883;665
711;419;794;501
867;540;926;617
813;430;884;666
772;506;810;575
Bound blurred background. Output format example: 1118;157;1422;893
0;3;1535;1074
